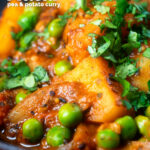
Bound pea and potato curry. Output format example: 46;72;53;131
0;0;150;149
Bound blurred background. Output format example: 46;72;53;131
0;0;7;15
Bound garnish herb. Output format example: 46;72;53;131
76;0;88;11
115;58;138;79
94;5;110;14
86;10;94;15
0;60;49;91
90;20;102;26
143;48;150;59
88;0;150;112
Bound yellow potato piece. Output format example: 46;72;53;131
0;0;24;58
130;42;150;92
58;56;129;122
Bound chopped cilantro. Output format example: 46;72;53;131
113;77;131;97
121;85;150;111
147;80;150;92
37;27;50;40
142;26;150;38
90;19;102;26
0;60;30;77
76;0;88;11
115;58;138;79
94;5;110;14
23;74;37;90
0;60;49;91
88;0;150;112
112;0;128;27
88;34;111;58
126;89;150;111
121;100;132;110
79;24;85;28
91;0;112;5
134;0;140;2
11;31;36;52
127;2;150;22
19;32;36;52
58;12;73;27
33;66;49;83
86;10;94;15
58;5;77;27
143;48;150;59
5;77;23;90
122;31;141;51
101;20;117;29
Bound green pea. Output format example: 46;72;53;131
46;126;71;147
135;115;149;135
16;92;28;104
145;106;150;118
24;6;41;14
54;60;72;76
116;116;137;140
58;103;83;127
23;119;43;142
48;19;64;38
18;12;38;30
19;32;36;51
96;129;120;149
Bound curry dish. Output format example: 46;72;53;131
0;0;150;149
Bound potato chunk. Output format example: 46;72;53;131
56;56;129;122
8;82;95;124
63;1;116;66
130;42;150;92
0;0;24;58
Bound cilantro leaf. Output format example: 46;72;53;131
115;0;128;17
0;59;50;91
33;66;49;82
113;0;128;26
37;27;50;40
0;60;30;78
22;74;37;90
121;100;132;110
115;59;138;79
94;5;110;14
127;2;150;22
91;0;112;5
126;90;150;111
147;80;150;92
5;77;23;90
90;19;102;26
79;24;85;28
113;77;131;97
58;5;77;27
19;32;36;52
101;20;117;29
86;10;94;15
143;48;150;59
88;34;111;58
76;0;88;11
121;85;150;111
142;26;150;38
122;31;141;50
